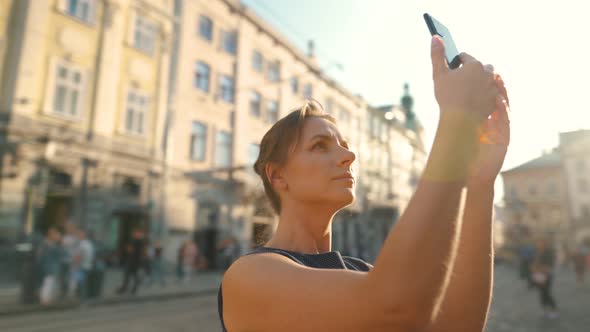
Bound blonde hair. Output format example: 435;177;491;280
253;100;336;214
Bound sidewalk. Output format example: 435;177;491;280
0;268;224;317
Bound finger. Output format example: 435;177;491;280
459;52;479;65
484;64;495;73
495;75;510;106
431;36;448;78
496;95;510;125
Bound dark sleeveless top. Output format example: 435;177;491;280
217;247;373;332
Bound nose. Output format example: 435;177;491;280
338;146;356;167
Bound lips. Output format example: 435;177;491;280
332;173;354;181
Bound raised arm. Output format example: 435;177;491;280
368;37;501;330
426;73;510;332
222;36;501;332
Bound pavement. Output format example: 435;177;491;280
486;263;590;332
0;293;222;332
0;268;224;317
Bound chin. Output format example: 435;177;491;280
333;190;356;208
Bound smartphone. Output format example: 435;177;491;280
423;13;461;69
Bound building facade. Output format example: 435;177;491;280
168;0;376;266
0;0;174;269
502;130;590;251
559;130;590;243
501;150;572;250
0;0;426;273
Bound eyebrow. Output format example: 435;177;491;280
309;134;349;147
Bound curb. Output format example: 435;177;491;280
0;287;219;317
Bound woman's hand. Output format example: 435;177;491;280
424;36;506;183
467;74;511;187
431;36;499;123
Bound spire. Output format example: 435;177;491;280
401;83;414;115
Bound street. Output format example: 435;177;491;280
486;264;590;332
0;264;588;332
0;295;221;332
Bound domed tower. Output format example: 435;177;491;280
401;83;417;130
401;83;414;116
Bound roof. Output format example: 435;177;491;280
559;129;590;146
503;150;561;173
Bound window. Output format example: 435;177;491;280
529;184;538;196
371;115;380;138
66;0;95;23
509;186;518;198
133;15;157;54
248;143;260;165
380;121;388;142
250;91;261;117
124;90;149;135
325;99;333;114
267;100;279;123
194;61;210;92
215;131;232;167
117;176;141;197
219;75;235;103
579;178;588;193
547;182;557;196
199;15;213;41
222;30;237;55
339;108;351;124
190;122;207;161
267;61;280;82
303;84;312;99
52;62;84;117
290;76;298;94
252;50;263;72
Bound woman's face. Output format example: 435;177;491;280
278;117;356;209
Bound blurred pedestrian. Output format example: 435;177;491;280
142;237;153;280
182;238;198;282
573;241;589;284
59;222;78;299
518;240;536;289
176;240;186;282
217;234;239;270
147;240;166;287
37;227;63;305
531;238;559;319
74;229;94;300
117;228;145;295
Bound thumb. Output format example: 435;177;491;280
431;35;448;78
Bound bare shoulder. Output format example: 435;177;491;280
221;253;397;332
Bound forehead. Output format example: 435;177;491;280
301;117;342;140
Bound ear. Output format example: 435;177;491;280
265;163;288;191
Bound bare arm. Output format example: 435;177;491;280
368;37;500;329
425;184;495;332
426;70;510;332
369;112;477;329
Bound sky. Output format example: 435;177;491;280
241;0;590;203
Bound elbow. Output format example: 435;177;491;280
379;306;435;332
385;299;443;332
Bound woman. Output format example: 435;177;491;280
531;239;559;318
219;36;510;332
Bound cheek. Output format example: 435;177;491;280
289;160;331;191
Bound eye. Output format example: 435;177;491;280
312;142;326;150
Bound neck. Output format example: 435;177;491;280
265;202;336;254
